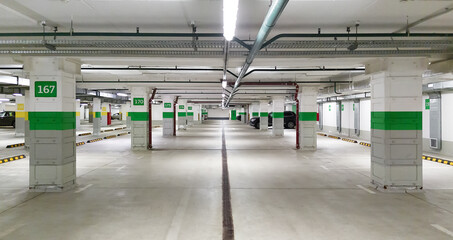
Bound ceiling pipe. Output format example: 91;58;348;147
225;0;289;107
393;4;453;33
243;67;364;77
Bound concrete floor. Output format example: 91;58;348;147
1;120;453;239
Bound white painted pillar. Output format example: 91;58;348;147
25;57;79;192
15;95;25;136
24;90;30;148
177;99;187;130
162;95;174;136
75;99;81;130
367;58;427;191
272;96;285;136
259;100;268;131
130;87;149;150
299;86;318;150
93;98;101;136
187;103;194;126
101;102;108;127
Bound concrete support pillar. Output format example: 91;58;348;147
193;105;200;124
251;103;259;119
299;86;318;150
101;103;108;127
202;107;207;121
130;87;149;150
187;104;194;126
93;98;101;136
25;57;79;191
75;99;81;130
162;95;174;136
240;107;247;123
15;95;25;136
367;58;427;191
24;90;30;148
177;99;187;130
259;100;268;131
272;96;285;136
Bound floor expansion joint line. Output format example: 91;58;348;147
431;224;453;237
221;123;235;240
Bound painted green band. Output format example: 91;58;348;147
239;112;246;115
252;112;259;117
259;112;268;117
371;111;422;130
299;112;317;121
187;112;194;116
202;112;208;115
95;112;101;118
163;112;174;118
129;112;149;121
178;112;187;117
29;112;75;130
272;112;284;118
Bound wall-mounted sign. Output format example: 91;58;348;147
188;106;192;110
164;103;172;108
133;98;145;106
35;81;57;98
425;99;430;110
179;105;184;110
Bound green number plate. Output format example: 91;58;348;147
164;103;172;108
179;105;184;109
133;98;145;106
188;106;192;110
35;81;57;97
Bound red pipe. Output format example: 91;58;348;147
173;96;179;136
148;88;157;150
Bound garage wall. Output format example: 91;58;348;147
340;101;354;137
152;104;163;126
359;99;371;140
322;102;337;134
207;108;229;119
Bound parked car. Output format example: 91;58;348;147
111;113;121;120
236;115;241;121
0;111;15;128
249;111;296;129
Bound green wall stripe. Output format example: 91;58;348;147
239;112;246;115
29;112;75;130
272;112;284;118
252;112;259;117
178;112;187;117
299;112;317;121
95;112;101;118
129;112;149;121
163;112;174;119
371;111;422;130
259;112;268;117
187;112;194;116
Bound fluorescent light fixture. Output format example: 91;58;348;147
223;0;239;41
117;93;128;97
0;76;17;84
222;80;227;88
0;98;10;101
222;93;226;98
428;83;434;88
12;93;22;96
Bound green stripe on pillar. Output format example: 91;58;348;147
299;112;317;121
129;112;149;121
187;112;194;116
252;112;259;117
178;112;187;117
259;112;268;117
163;112;174;119
239;112;246;115
29;112;75;130
371;111;422;130
95;112;101;118
273;112;284;118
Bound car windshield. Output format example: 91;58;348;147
0;112;6;117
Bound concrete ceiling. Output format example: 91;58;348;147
0;0;452;103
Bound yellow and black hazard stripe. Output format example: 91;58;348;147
104;129;114;132
87;138;103;143
117;132;128;136
328;135;341;139
423;155;453;166
104;135;117;139
359;142;371;147
6;143;25;148
342;138;358;143
78;132;92;136
115;127;123;130
76;142;86;146
0;154;26;164
317;133;327;137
